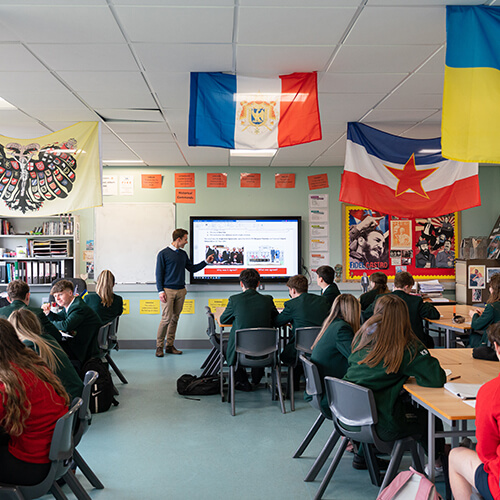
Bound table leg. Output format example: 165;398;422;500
428;411;436;482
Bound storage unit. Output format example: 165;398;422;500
0;215;79;287
455;258;500;304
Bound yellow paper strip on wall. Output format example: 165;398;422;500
140;299;160;314
181;299;195;314
208;299;228;311
273;298;289;310
122;299;130;315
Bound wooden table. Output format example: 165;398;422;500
426;304;481;348
404;348;499;481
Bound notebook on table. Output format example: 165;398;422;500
444;382;483;400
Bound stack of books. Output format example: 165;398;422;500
418;280;446;301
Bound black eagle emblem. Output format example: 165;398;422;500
0;138;78;213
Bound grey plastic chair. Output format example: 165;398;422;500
314;377;424;500
201;306;223;377
288;326;321;411
61;371;104;499
0;398;83;500
294;355;341;483
104;317;128;384
230;328;285;416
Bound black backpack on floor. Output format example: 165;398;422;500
81;358;119;413
177;374;219;396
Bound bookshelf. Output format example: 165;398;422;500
0;215;80;287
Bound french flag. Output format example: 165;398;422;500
339;123;480;218
188;72;321;149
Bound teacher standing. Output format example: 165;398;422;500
155;228;214;357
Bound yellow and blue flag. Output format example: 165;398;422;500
442;6;500;163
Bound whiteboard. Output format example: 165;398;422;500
94;203;175;284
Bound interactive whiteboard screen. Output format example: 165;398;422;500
95;203;175;284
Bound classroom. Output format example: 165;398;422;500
0;2;500;500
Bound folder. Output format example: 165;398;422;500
444;382;483;400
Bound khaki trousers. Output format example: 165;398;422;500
156;288;187;348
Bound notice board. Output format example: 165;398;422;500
95;203;175;284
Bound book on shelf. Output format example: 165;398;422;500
0;260;72;285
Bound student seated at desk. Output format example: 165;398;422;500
344;294;446;467
316;265;340;307
364;271;439;348
0;279;62;341
9;308;83;401
275;274;331;365
310;294;360;415
359;271;389;312
0;318;69;486
84;270;123;325
449;322;500;500
220;269;278;391
468;273;500;348
42;280;102;369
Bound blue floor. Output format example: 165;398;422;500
57;349;447;500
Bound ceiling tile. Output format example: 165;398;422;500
319;72;407;94
378;92;442;110
147;72;190;109
0;44;47;71
363;108;438;122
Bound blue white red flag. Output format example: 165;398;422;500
339;123;480;218
188;72;321;149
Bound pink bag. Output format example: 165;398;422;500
377;468;442;500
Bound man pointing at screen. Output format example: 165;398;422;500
155;228;214;357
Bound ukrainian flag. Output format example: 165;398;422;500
442;6;500;164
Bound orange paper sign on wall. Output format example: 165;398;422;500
240;173;261;188
141;174;162;189
175;172;195;188
207;173;227;188
275;173;296;189
175;189;196;204
308;173;329;190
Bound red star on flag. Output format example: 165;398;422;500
384;154;438;199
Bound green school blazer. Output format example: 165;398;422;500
220;288;279;366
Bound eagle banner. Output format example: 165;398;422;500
188;72;321;149
339;122;480;219
0;122;102;216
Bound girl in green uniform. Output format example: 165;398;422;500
344;294;446;453
359;272;389;312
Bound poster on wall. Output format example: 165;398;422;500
343;204;459;281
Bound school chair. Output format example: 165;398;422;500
229;328;285;416
104;317;128;384
201;306;224;377
314;377;424;500
0;398;83;500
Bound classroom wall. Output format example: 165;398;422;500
30;164;500;348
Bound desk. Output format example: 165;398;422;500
403;348;499;481
426;305;479;348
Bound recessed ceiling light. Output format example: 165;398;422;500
230;149;277;157
0;97;16;110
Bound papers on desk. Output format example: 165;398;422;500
419;280;444;294
430;297;449;302
444;382;483;400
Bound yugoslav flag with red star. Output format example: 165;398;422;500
339;122;480;218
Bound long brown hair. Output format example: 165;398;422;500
369;272;389;294
312;294;361;349
352;294;419;373
0;318;69;436
9;308;63;372
488;273;500;303
96;270;116;307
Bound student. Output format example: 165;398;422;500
310;294;360;414
155;228;214;357
468;273;500;348
364;271;439;348
0;279;62;341
9;308;83;401
316;265;341;306
344;294;446;458
220;269;279;391
84;269;123;325
359;272;389;311
42;279;102;367
0;318;69;486
275;274;331;365
449;322;500;500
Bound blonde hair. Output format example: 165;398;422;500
9;308;63;373
312;294;361;349
352;294;418;374
96;270;116;307
0;318;69;436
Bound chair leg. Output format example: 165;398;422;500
106;354;128;384
49;482;70;500
63;471;93;500
304;429;340;482
289;366;295;411
314;436;349;500
364;444;382;487
230;365;235;416
410;441;424;473
274;366;286;414
293;413;326;458
73;449;105;489
378;440;405;492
